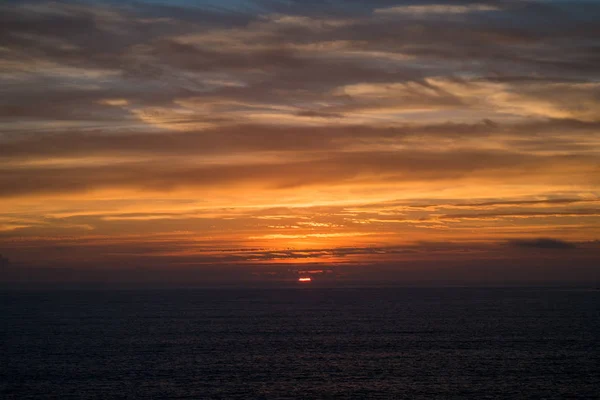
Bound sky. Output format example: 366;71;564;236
1;0;599;286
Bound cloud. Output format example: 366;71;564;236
375;4;499;16
2;118;600;162
3;1;599;114
1;0;599;280
508;238;577;250
1;148;598;198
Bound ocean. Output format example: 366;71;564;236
1;287;598;399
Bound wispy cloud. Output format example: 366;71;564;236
375;4;499;16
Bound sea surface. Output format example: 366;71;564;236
1;287;598;399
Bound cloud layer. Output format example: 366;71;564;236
0;0;599;283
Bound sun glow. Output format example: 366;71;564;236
298;277;312;283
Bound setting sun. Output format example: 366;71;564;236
298;277;312;283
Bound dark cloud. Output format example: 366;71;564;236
1;120;599;160
508;238;577;250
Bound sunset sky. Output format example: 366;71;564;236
1;0;599;285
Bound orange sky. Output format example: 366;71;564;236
0;0;599;285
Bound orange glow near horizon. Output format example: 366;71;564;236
298;277;312;283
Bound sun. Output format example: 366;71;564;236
298;277;312;283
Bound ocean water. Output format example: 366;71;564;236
1;287;598;399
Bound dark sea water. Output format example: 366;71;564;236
1;287;598;399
